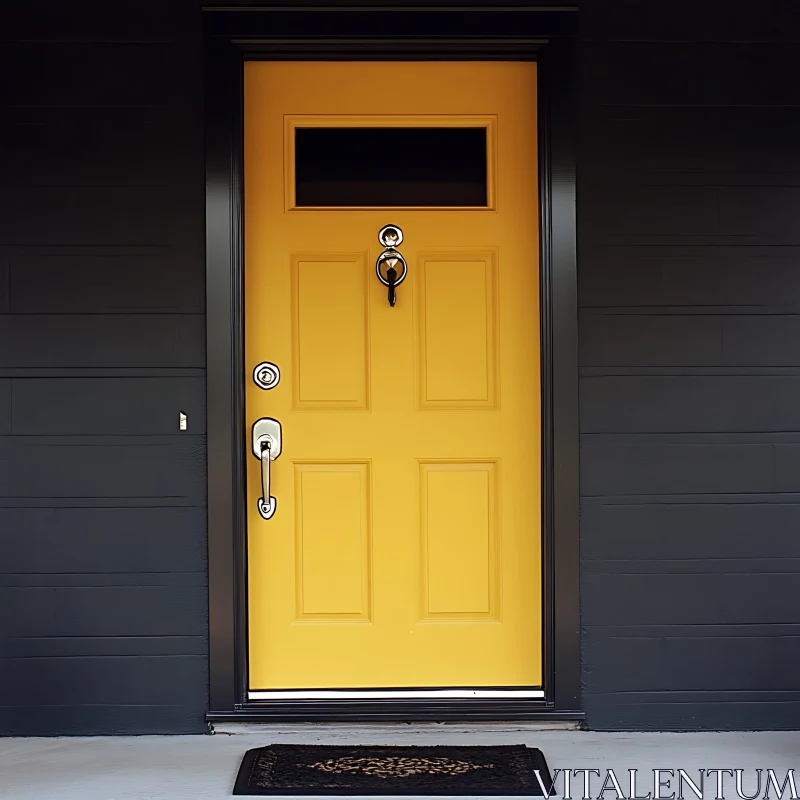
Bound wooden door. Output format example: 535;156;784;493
244;62;542;693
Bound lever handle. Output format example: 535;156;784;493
252;417;282;520
259;440;276;520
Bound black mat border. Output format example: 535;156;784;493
232;744;554;797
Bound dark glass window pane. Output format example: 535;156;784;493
294;127;488;207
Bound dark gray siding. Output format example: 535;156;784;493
579;1;800;729
2;0;799;735
0;1;208;735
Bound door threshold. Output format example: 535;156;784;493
212;719;582;735
208;695;584;724
248;689;546;701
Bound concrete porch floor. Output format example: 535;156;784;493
1;724;798;800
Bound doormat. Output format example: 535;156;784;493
232;743;553;796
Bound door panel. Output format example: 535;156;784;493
417;252;498;408
245;62;541;691
290;254;370;409
294;461;372;620
420;461;499;618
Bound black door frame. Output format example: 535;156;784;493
204;3;581;723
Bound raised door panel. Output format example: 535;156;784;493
291;254;370;410
294;462;372;621
420;461;500;620
417;251;498;409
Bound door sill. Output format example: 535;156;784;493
212;720;582;736
248;688;546;701
208;696;584;724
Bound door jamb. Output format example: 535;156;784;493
204;4;580;723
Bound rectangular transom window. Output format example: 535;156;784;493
285;116;496;210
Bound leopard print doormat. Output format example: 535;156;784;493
232;743;553;796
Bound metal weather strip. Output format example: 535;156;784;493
248;688;546;700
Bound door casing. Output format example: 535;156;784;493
204;3;580;723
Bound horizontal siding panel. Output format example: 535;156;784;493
775;445;800;492
0;704;206;737
581;441;775;496
723;316;800;367
584;188;800;244
580;500;800;560
582;632;800;692
0;435;206;503
11;377;206;435
581;0;800;42
581;376;800;433
582;573;800;626
3;0;187;41
581;314;800;367
0;380;9;435
0;315;204;368
583;558;800;576
2;584;207;638
582;186;719;238
4;635;206;659
0;110;197;188
581;107;800;177
0;654;206;706
0;573;205;587
0;258;7;312
584;622;800;637
581;42;800;106
719;187;800;238
583;694;800;732
9;250;204;313
585;172;800;189
0;187;185;247
0;497;203;509
0;507;206;571
579;248;800;308
580;314;721;366
0;42;183;106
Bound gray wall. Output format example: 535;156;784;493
0;1;208;734
1;0;798;735
578;0;800;729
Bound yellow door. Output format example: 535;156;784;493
244;62;541;692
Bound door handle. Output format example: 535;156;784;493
252;417;282;520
